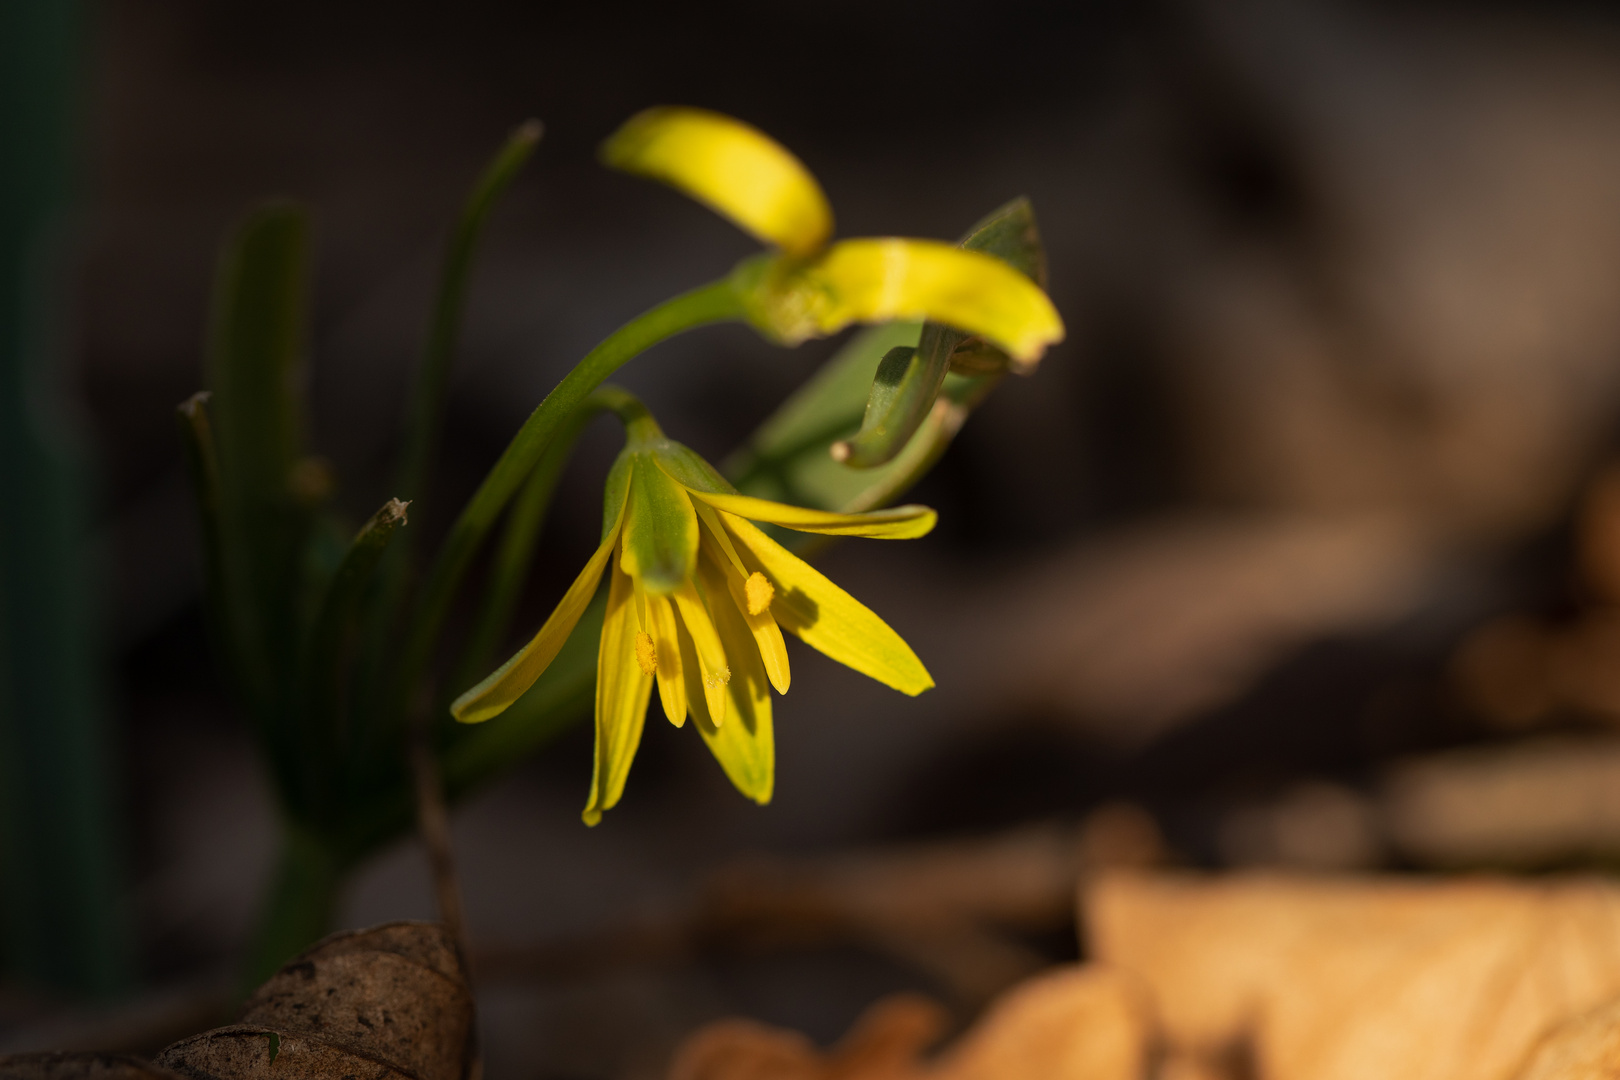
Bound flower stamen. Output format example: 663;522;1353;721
745;572;775;616
634;631;657;675
704;666;732;690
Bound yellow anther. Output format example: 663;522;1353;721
634;631;657;675
744;572;775;616
704;666;732;690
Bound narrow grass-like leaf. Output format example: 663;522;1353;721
357;122;542;734
302;498;408;821
396;119;542;516
206;202;313;753
176;392;248;692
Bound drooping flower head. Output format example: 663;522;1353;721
452;396;935;824
601;107;1066;366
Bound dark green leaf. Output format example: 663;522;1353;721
302;498;409;820
206;202;313;732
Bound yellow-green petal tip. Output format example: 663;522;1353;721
602;106;833;258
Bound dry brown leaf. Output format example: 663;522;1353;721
926;965;1149;1080
0;1053;183;1080
1517;997;1620;1080
1088;872;1620;1080
156;921;473;1080
667;966;1148;1080
155;1027;413;1080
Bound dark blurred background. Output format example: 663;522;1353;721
14;0;1620;1075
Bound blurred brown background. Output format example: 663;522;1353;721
16;0;1620;1075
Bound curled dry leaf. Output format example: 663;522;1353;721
665;966;1148;1080
0;1054;183;1080
157;922;473;1080
1087;872;1620;1080
156;1028;416;1080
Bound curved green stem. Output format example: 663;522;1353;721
393;278;744;714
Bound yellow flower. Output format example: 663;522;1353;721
601;107;1065;366
451;406;935;825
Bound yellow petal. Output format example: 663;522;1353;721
721;513;933;696
583;558;654;825
685;486;936;538
452;522;621;725
691;497;749;576
694;558;775;805
671;579;730;724
601;106;833;258
806;239;1063;364
700;528;790;695
647;591;687;727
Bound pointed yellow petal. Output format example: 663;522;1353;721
619;454;699;594
452;523;621;725
685;486;936;538
694;558;775;804
691;497;749;576
647;592;687;727
806;239;1063;364
671;579;730;725
700;530;790;694
583;559;654;825
722;513;934;696
601;107;832;258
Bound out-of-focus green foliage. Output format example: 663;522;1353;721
0;0;129;996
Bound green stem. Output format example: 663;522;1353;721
448;384;655;703
392;278;743;714
448;403;594;698
241;821;343;994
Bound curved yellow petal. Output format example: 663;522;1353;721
601;107;833;258
807;239;1063;364
693;557;775;804
721;513;933;696
451;523;621;725
684;485;936;539
583;559;654;826
700;529;790;694
647;591;687;727
671;579;730;725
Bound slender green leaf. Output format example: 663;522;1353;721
396;119;542;517
303;498;408;822
206;202;313;740
175;392;243;687
357;121;542;735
